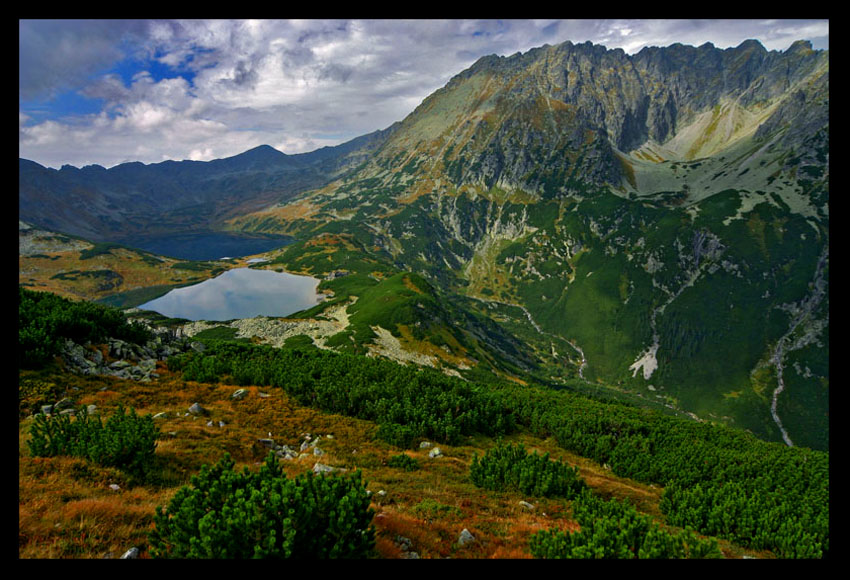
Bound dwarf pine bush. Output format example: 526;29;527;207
529;490;722;559
469;441;586;498
148;453;376;559
27;404;158;477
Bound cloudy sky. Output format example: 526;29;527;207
19;19;829;169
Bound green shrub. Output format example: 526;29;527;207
27;405;158;477
18;287;152;369
148;453;376;559
470;441;586;498
529;490;721;559
387;453;420;472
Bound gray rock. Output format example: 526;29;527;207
313;463;347;475
276;448;298;460
40;404;53;415
86;404;98;416
138;359;157;372
152;412;168;420
428;447;443;458
119;547;139;559
188;402;206;415
519;501;535;511
457;528;475;547
419;441;433;449
53;398;76;412
231;388;249;401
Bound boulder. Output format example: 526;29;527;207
188;402;207;416
457;528;475;547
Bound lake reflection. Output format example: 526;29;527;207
138;268;321;321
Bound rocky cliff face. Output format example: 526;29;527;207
353;38;828;197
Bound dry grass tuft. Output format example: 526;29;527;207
19;367;672;559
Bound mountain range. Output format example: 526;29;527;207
19;38;829;451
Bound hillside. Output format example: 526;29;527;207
18;125;396;241
17;290;828;558
222;39;829;450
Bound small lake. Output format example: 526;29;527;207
137;268;321;321
117;231;294;261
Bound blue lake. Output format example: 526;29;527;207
138;268;322;321
117;231;294;261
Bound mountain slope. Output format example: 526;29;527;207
18;125;397;241
226;39;828;449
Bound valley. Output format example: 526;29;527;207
19;35;828;559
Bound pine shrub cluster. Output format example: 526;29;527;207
387;453;420;472
491;383;829;558
529;490;721;559
169;341;513;447
469;441;586;498
19;287;151;369
27;405;158;477
148;453;376;559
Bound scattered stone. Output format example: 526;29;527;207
231;388;249;401
313;463;347;475
109;484;121;491
519;501;535;511
395;535;413;552
59;409;76;416
40;404;53;415
276;447;298;460
53;398;76;412
457;528;475;547
206;420;215;427
428;447;443;458
152;412;168;420
258;392;271;398
313;447;324;456
419;441;433;449
120;547;139;559
86;404;98;416
218;421;226;428
188;402;206;416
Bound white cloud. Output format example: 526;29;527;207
19;19;829;169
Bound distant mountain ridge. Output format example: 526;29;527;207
19;124;398;241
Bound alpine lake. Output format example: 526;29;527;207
128;231;323;322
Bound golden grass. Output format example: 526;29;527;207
19;365;686;559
